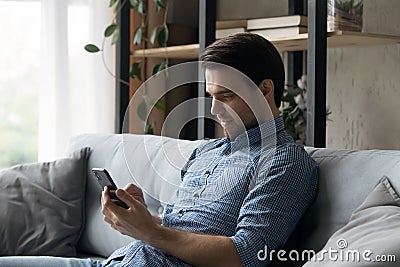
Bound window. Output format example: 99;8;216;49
0;1;114;167
0;1;41;167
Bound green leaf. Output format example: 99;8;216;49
130;62;142;81
84;44;100;53
104;24;118;37
133;27;142;45
148;98;166;110
153;99;166;110
137;101;147;121
288;87;303;96
158;25;169;47
136;100;147;122
137;0;144;14
152;63;162;76
130;0;139;8
145;124;154;134
154;0;165;13
111;27;120;45
281;94;293;102
150;26;158;45
156;0;166;9
109;0;117;7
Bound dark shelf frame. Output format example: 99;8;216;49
115;2;131;134
307;0;327;147
287;0;304;87
197;0;216;139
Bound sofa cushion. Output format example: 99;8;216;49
0;147;90;256
303;176;400;266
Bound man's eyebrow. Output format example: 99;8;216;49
207;88;234;96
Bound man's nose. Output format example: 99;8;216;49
210;98;225;116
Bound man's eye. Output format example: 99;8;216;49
223;94;234;99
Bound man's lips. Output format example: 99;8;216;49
219;119;232;126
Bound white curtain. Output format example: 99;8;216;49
39;0;115;161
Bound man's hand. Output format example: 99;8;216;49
101;186;160;242
123;183;146;206
102;184;242;267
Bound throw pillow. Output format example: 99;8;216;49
0;147;90;256
303;176;400;266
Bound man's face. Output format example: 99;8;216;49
205;68;268;139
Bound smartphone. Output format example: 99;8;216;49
91;168;129;209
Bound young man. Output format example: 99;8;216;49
0;33;318;267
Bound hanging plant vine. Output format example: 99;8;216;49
84;0;169;134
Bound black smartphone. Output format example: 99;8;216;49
91;168;129;209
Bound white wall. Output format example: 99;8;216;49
326;0;400;149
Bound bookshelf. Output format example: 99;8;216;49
130;31;400;59
122;0;400;145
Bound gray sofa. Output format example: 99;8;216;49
68;133;400;265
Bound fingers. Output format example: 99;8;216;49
124;183;146;205
116;188;143;209
102;186;122;215
124;183;143;196
124;183;137;191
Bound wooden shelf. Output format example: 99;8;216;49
327;31;400;48
130;31;400;59
131;44;199;59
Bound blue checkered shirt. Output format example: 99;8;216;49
103;116;318;267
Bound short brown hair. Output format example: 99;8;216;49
200;33;285;108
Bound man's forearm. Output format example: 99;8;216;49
152;215;162;225
145;225;242;267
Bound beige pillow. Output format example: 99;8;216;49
303;176;400;266
0;147;90;256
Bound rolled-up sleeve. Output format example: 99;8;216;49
229;145;318;266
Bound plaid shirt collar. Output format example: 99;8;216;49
223;115;284;151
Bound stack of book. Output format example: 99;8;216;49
247;15;308;39
215;15;308;40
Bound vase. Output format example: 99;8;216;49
327;0;363;32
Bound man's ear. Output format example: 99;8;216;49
259;79;274;100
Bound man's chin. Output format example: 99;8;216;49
223;128;230;139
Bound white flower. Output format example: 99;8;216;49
297;74;307;90
294;94;306;111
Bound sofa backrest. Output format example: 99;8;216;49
68;133;400;260
288;147;400;252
